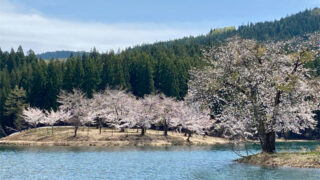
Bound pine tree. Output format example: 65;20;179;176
3;85;27;132
46;61;62;110
8;49;16;72
29;60;48;109
130;55;154;97
99;55;112;90
110;56;126;88
0;68;11;115
82;58;100;98
73;57;84;88
62;59;75;92
155;56;179;98
16;45;25;66
19;64;33;98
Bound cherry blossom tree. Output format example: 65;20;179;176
180;103;213;142
43;110;68;135
156;96;182;136
23;88;218;140
189;33;320;153
130;95;161;136
58;89;89;137
88;92;114;134
105;89;136;132
22;107;45;128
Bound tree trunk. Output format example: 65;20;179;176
141;127;145;136
120;127;125;132
187;131;192;142
99;126;102;134
259;131;276;153
163;123;168;136
74;126;78;137
51;126;54;136
252;95;276;153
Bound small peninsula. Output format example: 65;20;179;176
0;127;228;147
238;151;320;169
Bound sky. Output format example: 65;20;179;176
0;0;319;53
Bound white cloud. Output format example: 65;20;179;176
0;1;207;53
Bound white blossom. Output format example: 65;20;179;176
22;107;45;127
188;33;320;150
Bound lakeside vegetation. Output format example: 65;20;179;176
238;150;320;168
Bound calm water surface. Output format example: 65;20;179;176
0;142;320;180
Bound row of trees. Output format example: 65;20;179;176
188;31;320;153
22;89;213;141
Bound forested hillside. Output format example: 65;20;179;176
0;45;200;136
0;8;320;136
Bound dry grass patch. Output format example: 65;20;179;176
238;150;320;168
0;126;228;147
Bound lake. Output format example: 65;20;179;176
0;142;320;180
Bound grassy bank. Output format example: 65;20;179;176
238;151;320;168
0;126;228;147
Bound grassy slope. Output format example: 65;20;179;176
0;126;228;147
238;151;320;168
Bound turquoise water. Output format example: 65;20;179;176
0;142;320;180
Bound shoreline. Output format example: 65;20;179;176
276;138;319;143
0;139;229;147
0;127;317;148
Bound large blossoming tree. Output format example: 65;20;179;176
188;33;320;153
58;89;88;137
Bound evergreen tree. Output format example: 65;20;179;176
130;55;154;97
155;56;180;98
16;46;25;66
0;68;11;115
99;54;112;90
29;60;48;109
19;64;33;98
3;86;27;132
46;61;62;110
62;59;75;92
73;57;84;88
82;58;100;98
7;49;16;72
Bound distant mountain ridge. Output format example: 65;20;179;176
37;51;88;60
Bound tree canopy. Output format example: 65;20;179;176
188;32;320;153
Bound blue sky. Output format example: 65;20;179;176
0;0;319;53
